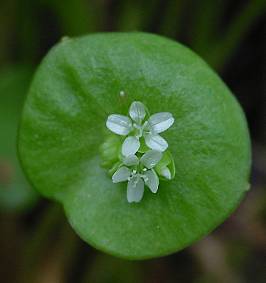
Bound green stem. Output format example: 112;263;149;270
140;0;161;31
20;203;63;283
45;0;100;35
206;0;266;70
159;0;184;38
56;221;80;283
190;0;224;53
116;0;162;32
116;0;143;31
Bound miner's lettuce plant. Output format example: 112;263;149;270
18;32;251;259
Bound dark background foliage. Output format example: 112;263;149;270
0;0;265;282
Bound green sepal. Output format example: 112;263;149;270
108;161;122;176
99;134;121;168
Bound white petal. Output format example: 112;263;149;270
122;136;140;156
161;167;171;179
106;114;132;135
123;154;139;166
144;134;168;152
143;169;159;193
140;150;162;169
127;176;144;203
129;101;146;123
148;112;174;133
112;166;131;183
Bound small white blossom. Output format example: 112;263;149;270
106;101;174;155
112;150;162;203
160;167;172;179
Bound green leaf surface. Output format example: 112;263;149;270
18;33;251;259
0;66;38;212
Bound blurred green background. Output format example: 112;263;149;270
0;0;265;282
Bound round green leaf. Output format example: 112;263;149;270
0;66;38;212
18;33;251;259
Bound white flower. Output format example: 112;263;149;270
160;167;172;179
112;150;162;203
105;100;175;203
106;101;174;156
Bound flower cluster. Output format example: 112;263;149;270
105;101;175;203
